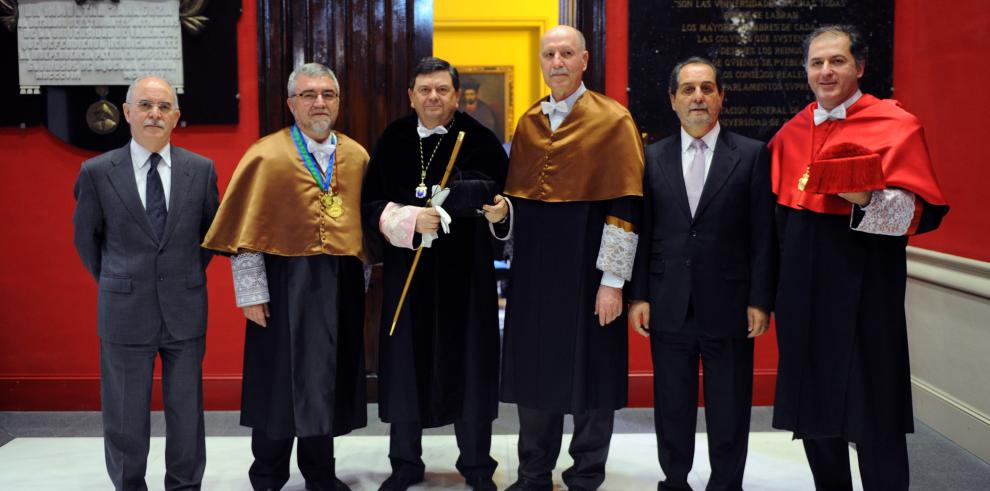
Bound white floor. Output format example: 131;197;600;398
0;432;861;490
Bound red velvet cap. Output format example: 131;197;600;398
803;142;886;194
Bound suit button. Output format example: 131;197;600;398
690;229;697;237
158;274;165;281
685;259;692;268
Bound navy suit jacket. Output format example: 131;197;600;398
630;129;776;338
73;144;219;344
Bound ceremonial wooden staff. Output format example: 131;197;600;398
389;131;466;336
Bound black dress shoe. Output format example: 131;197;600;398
378;473;425;491
466;475;498;490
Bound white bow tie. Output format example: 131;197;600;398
813;104;847;125
541;100;569;115
306;135;336;158
417;124;448;139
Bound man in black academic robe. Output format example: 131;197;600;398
362;57;509;491
203;63;368;491
501;26;645;491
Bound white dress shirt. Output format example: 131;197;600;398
130;139;172;210
680;122;721;182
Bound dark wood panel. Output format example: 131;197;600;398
256;0;432;389
573;0;606;93
256;0;432;149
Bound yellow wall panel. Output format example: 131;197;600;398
435;0;557;20
434;0;558;139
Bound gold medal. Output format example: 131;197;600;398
321;193;344;218
320;193;335;210
797;167;810;191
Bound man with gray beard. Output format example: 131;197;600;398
203;63;369;490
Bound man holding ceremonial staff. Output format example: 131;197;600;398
361;57;509;491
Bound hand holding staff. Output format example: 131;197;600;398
389;131;466;336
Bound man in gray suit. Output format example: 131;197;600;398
73;75;219;491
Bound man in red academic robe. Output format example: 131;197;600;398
770;25;949;491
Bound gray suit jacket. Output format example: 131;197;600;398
73;143;219;344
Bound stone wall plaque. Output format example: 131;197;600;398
629;0;893;143
17;0;183;93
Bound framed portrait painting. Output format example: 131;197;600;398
457;65;514;143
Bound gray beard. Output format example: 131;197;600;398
308;120;332;135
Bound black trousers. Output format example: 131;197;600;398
651;330;754;491
515;406;614;490
100;331;206;491
248;429;337;490
388;419;497;481
803;436;909;491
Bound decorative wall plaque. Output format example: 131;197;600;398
16;0;184;93
1;0;239;151
629;0;893;143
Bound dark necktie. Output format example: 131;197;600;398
145;153;167;240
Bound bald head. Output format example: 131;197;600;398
539;25;589;100
541;25;586;51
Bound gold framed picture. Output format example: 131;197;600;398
457;65;514;143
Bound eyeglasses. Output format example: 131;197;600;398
134;100;175;114
291;90;339;103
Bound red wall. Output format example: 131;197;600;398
1;0;985;410
893;0;990;261
0;2;259;409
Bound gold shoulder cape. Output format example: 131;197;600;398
202;127;369;258
504;90;644;202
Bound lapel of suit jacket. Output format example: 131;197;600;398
107;145;158;242
693;131;741;221
161;147;191;247
657;134;693;220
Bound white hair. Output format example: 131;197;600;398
287;63;341;96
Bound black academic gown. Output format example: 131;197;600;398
501;195;640;414
772;202;947;444
240;253;367;439
362;112;507;427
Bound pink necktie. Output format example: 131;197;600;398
686;139;707;216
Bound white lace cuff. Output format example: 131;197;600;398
380;202;419;249
851;189;915;236
596;223;639;282
231;252;269;307
488;195;514;241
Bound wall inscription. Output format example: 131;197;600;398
629;0;893;142
17;0;183;93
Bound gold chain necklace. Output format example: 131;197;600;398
415;115;456;199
